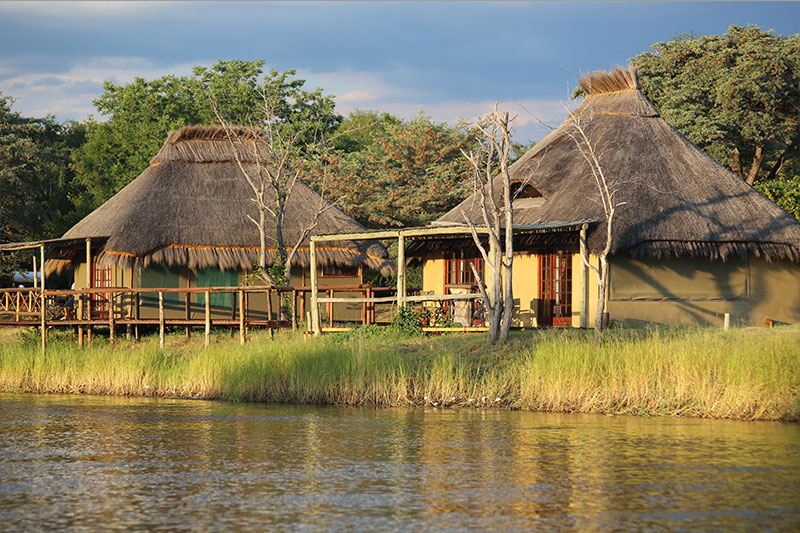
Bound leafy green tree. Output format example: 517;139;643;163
72;60;340;212
0;94;82;282
314;110;475;228
633;25;800;186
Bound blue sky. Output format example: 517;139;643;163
0;1;797;142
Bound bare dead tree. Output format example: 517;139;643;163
460;103;516;343
209;88;337;287
562;102;626;343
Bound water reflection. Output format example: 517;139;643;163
1;393;798;530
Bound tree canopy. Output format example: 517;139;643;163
311;109;476;228
633;25;800;186
0;94;84;279
72;60;340;214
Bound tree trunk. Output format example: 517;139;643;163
745;145;764;185
593;254;609;345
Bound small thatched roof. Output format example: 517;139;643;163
437;66;800;262
52;125;393;274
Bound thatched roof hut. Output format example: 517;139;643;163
437;66;800;262
50;125;393;274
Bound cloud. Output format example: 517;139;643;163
0;56;204;120
0;1;166;20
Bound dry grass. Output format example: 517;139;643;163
1;325;798;421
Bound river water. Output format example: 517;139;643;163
0;393;798;531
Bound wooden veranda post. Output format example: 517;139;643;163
39;245;45;353
310;239;321;336
204;290;210;347
397;233;406;309
85;238;92;345
158;291;165;349
239;289;246;345
109;301;115;352
579;224;589;328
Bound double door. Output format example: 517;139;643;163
538;253;572;327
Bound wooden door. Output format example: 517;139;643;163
92;263;112;319
538;253;572;327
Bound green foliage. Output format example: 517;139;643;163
71;59;340;212
389;306;424;336
310;109;475;228
633;25;800;187
0;94;85;281
755;174;800;219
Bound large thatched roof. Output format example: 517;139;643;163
437;66;800;262
52;125;393;274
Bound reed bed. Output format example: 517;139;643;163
0;325;798;421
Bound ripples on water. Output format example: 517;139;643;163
0;392;798;531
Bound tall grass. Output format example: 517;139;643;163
1;325;798;421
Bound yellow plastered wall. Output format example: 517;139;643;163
73;261;131;289
510;253;538;327
422;252;445;294
421;251;597;329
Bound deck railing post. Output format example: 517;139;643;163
310;239;321;336
109;294;115;352
204;290;210;347
86;238;92;345
239;289;246;345
15;291;20;322
40;245;46;354
291;289;297;331
134;292;140;341
185;288;191;339
158;291;165;349
397;233;406;309
579;224;589;329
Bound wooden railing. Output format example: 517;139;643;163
0;284;404;350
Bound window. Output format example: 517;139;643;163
321;265;359;278
510;182;542;199
445;251;484;286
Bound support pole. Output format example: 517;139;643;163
291;289;297;331
109;297;115;353
310;239;320;336
158;291;165;349
185;268;191;339
204;290;210;348
15;291;20;323
33;255;38;289
78;296;84;347
40;245;46;354
397;233;406;309
86;238;92;345
239;289;246;345
134;292;140;341
579;224;589;329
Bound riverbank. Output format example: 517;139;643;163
1;325;798;421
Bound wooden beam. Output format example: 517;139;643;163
86;238;92;345
239;289;246;345
397;233;406;308
32;255;38;289
39;245;45;354
312;229;400;242
310;239;320;336
158;291;165;349
579;223;589;329
204;290;210;347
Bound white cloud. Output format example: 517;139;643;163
0;1;166;20
0;56;204;120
